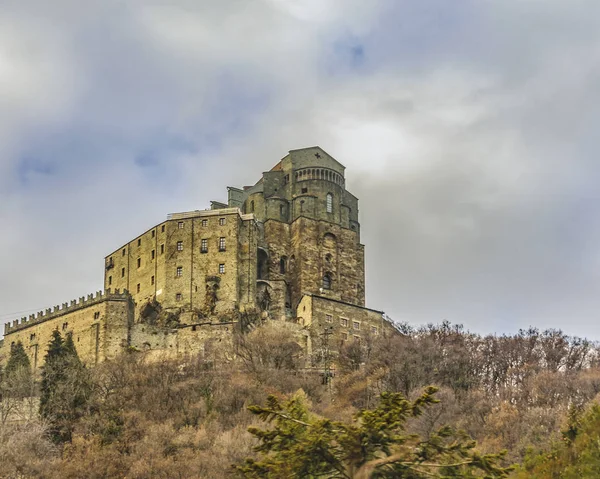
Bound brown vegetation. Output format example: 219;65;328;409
1;321;600;477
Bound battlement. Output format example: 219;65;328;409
3;289;131;336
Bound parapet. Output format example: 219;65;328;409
3;289;131;336
167;208;242;220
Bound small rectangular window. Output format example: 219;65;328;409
94;312;100;319
122;248;126;256
176;266;183;277
301;187;308;194
160;244;164;254
151;275;155;285
177;241;183;251
219;237;226;251
178;221;184;229
219;218;226;226
137;258;141;268
201;239;208;253
371;326;379;335
108;275;112;285
151;230;155;238
121;267;125;278
137;283;140;293
161;225;165;233
151;250;155;260
30;333;36;341
326;314;333;323
176;293;182;301
340;318;348;327
353;321;360;330
219;264;225;274
62;322;68;331
341;332;348;341
202;219;208;227
138;238;141;247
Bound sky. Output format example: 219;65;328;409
2;0;600;339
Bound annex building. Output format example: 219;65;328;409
0;147;395;369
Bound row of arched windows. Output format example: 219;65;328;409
295;168;344;186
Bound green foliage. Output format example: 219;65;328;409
238;387;512;478
5;341;31;377
515;403;600;478
40;330;92;443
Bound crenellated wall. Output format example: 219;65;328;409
4;290;130;335
1;290;133;370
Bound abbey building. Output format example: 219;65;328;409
1;147;394;369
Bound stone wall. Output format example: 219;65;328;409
297;294;393;355
104;209;259;322
290;217;365;307
129;320;234;363
1;291;132;370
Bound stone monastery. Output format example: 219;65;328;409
0;147;396;369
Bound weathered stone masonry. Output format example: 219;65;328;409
0;146;396;369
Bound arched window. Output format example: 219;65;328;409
322;273;332;290
280;256;287;274
326;193;333;213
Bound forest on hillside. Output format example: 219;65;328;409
2;321;600;478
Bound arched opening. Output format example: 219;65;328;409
322;273;332;290
250;200;255;213
285;283;292;309
323;232;337;249
280;256;287;274
256;281;272;312
257;249;269;280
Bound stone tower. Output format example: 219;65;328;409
227;146;365;320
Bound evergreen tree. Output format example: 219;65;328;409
40;330;91;443
5;341;31;377
238;387;512;478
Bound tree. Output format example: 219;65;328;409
235;322;304;380
40;330;91;443
515;403;600;478
238;387;512;478
0;341;35;424
5;341;31;377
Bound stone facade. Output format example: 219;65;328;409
1;291;133;369
297;295;393;352
0;146;396;370
103;208;258;321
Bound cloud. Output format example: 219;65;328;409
2;0;600;338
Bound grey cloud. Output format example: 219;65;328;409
2;0;600;339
